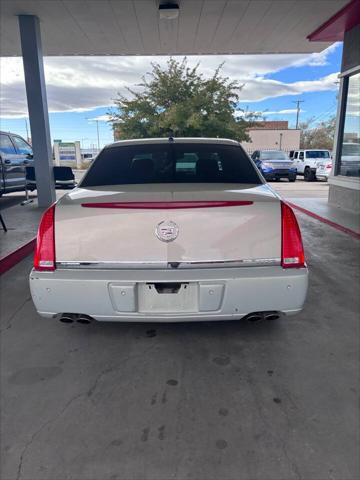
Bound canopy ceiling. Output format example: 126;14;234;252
0;0;348;57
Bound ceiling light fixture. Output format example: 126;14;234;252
159;2;179;20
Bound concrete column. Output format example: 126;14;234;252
18;15;55;207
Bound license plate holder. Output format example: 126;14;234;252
138;282;198;313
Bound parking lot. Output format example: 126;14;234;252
1;179;359;480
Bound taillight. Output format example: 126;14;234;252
326;163;332;169
281;202;305;268
34;204;56;271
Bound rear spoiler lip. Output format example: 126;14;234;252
80;201;253;209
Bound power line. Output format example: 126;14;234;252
307;100;337;127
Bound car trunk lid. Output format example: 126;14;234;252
55;184;281;267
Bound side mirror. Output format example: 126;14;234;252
26;153;33;159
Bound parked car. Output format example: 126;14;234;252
251;150;297;182
0;131;34;195
338;142;360;177
30;138;308;324
315;160;333;181
26;166;77;191
291;149;331;181
81;154;96;168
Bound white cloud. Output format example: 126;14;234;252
235;107;305;118
0;44;340;118
264;109;305;115
239;72;339;102
292;42;340;67
87;114;112;122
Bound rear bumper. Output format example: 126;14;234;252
30;266;308;322
316;170;330;180
263;169;297;180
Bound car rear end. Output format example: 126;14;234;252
305;150;332;180
30;139;308;323
316;160;333;180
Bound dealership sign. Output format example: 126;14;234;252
54;141;81;167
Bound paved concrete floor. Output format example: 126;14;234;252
0;188;72;257
272;178;329;199
1;210;359;480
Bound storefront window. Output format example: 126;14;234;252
339;72;360;177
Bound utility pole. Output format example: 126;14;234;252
86;118;101;150
24;118;29;141
292;100;304;129
95;120;100;150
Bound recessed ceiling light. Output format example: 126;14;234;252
159;2;179;20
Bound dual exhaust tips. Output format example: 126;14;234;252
246;311;280;322
59;311;280;324
59;313;93;324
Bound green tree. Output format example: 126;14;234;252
109;58;255;141
300;116;336;150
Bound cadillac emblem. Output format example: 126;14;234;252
155;220;179;242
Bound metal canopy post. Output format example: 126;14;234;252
18;15;55;207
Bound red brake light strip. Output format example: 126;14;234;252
81;201;253;209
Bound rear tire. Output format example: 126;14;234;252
289;175;296;182
304;167;315;182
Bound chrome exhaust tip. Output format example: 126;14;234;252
247;313;264;322
59;313;75;323
265;313;280;321
76;314;93;325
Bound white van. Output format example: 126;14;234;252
290;149;331;181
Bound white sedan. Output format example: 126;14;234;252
30;138;308;323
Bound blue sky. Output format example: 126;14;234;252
0;43;342;148
238;43;342;127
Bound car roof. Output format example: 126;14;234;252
259;149;285;153
106;137;241;149
0;131;24;137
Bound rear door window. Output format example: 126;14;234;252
12;136;33;155
81;143;261;187
0;134;16;155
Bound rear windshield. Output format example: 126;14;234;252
81;143;261;187
260;151;288;160
305;151;330;158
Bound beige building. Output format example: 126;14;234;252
241;128;300;153
242;126;301;155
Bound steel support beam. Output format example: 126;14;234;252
18;15;55;207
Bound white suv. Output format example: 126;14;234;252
290;149;331;181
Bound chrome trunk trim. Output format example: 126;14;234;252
56;258;281;270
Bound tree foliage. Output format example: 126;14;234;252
300;116;336;150
110;58;254;141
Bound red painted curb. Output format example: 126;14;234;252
287;202;360;240
0;238;36;276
